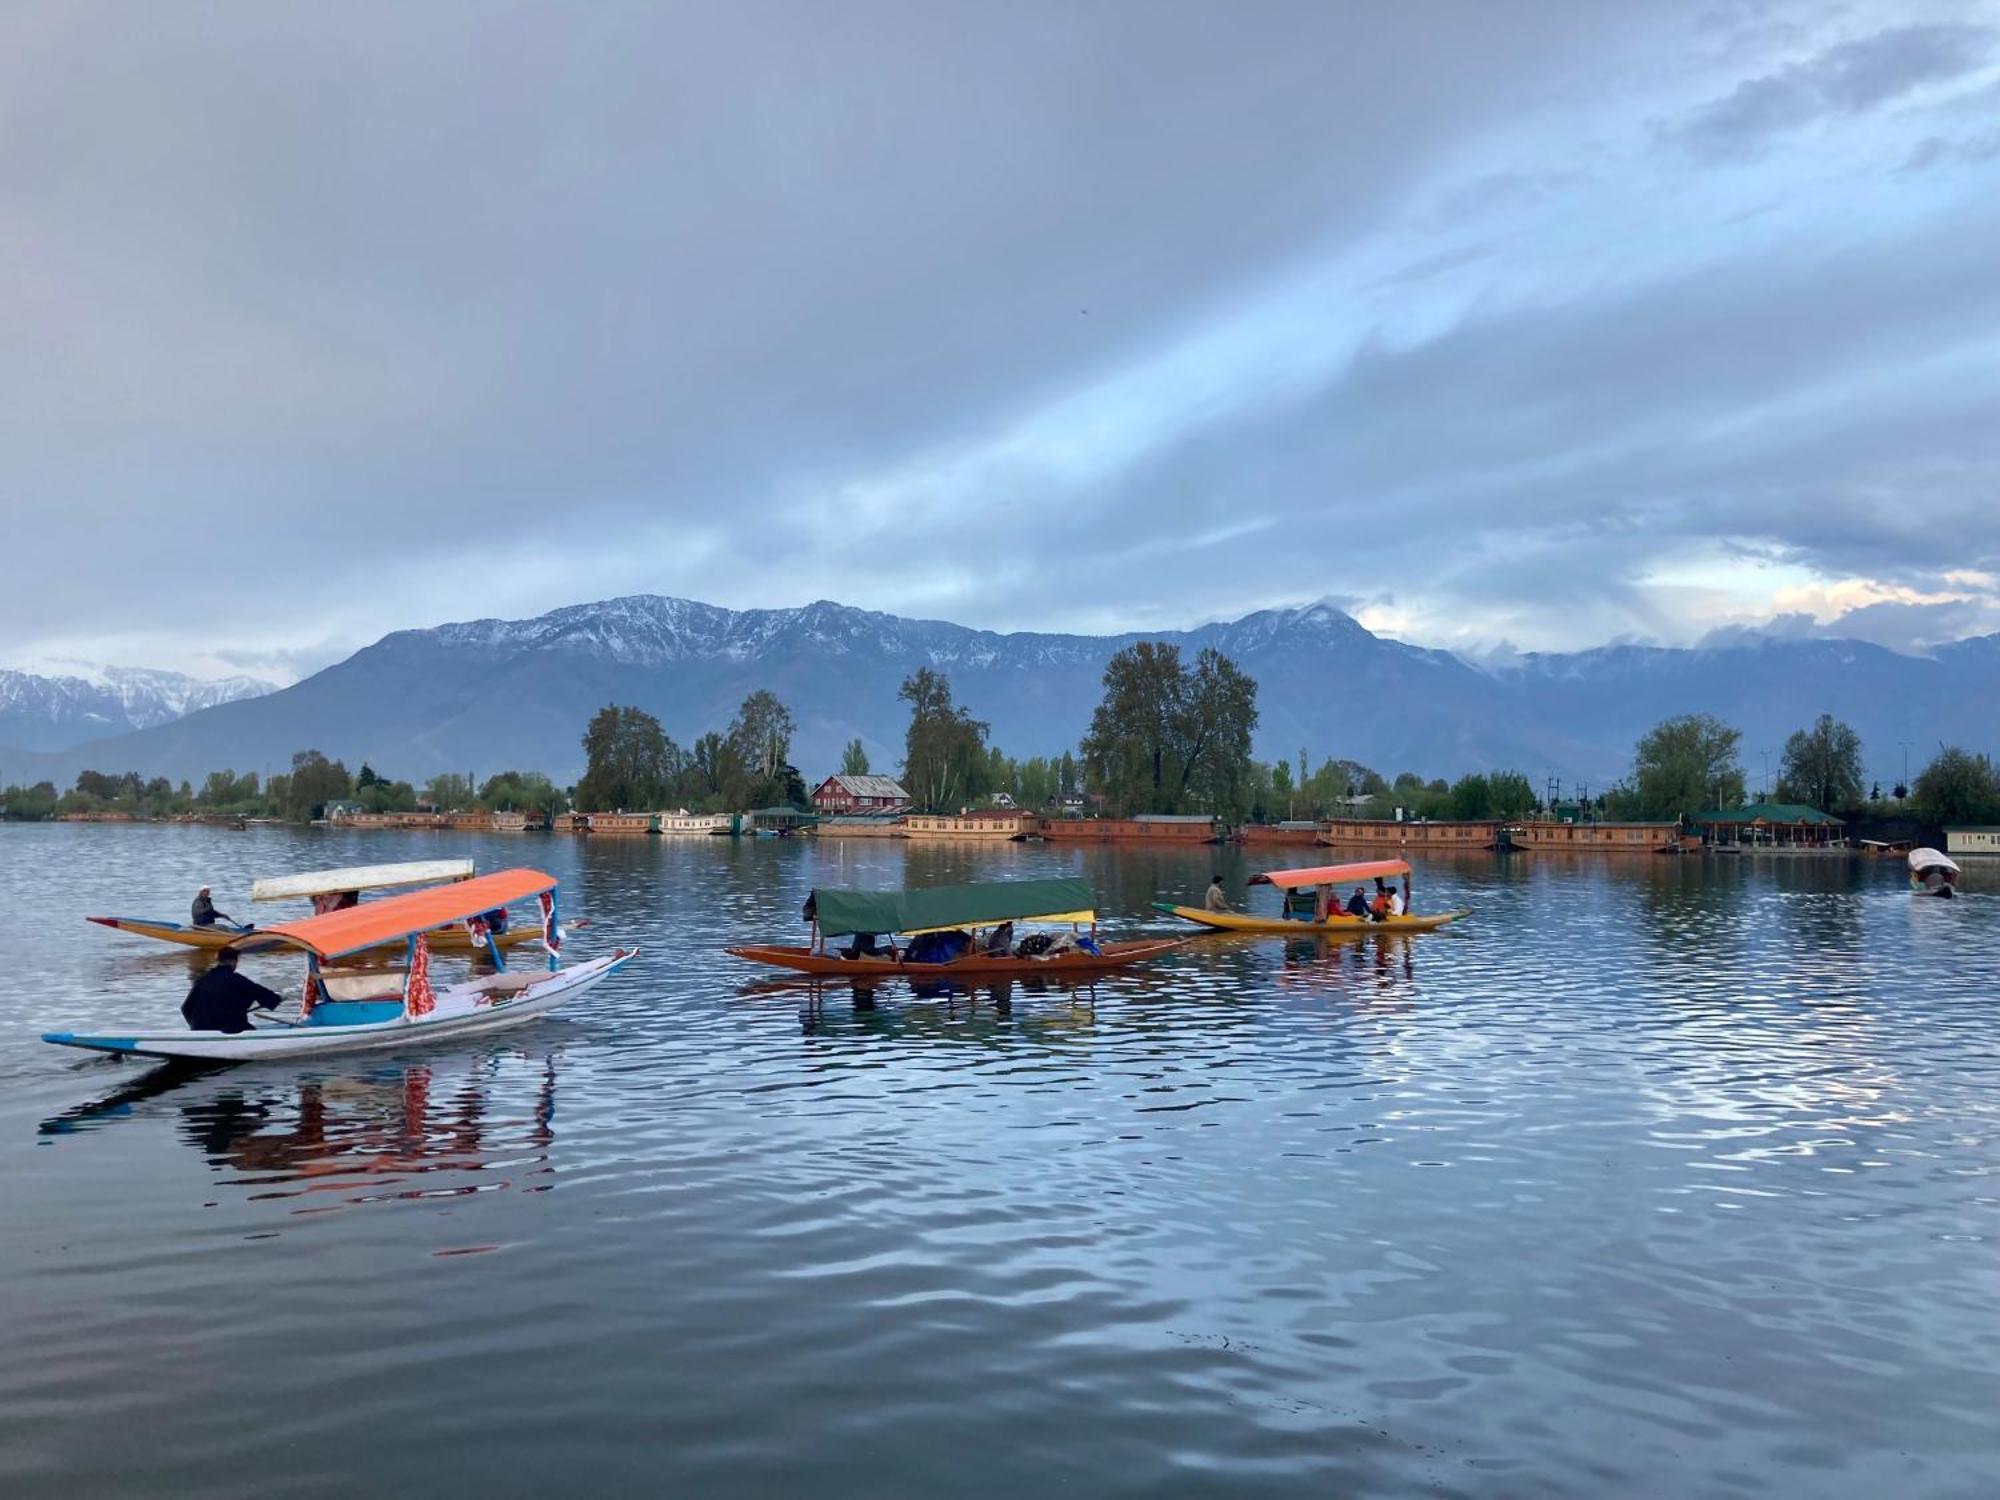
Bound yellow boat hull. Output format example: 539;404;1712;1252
1154;903;1466;935
87;915;546;955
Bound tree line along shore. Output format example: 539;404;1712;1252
5;642;1999;836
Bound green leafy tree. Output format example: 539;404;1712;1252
1632;714;1744;819
0;781;59;820
1488;770;1538;819
839;739;870;777
356;762;382;790
1775;714;1865;814
1080;643;1259;817
422;772;477;811
286;750;353;820
360;779;419;813
478;770;567;815
1449;773;1493;819
576;705;680;812
1912;747;2000;827
1269;758;1295;819
688;730;742;810
900;668;990;812
729;691;795;784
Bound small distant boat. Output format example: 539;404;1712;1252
46;868;634;1061
729;876;1185;978
87;859;546;955
1158;858;1468;936
1909;848;1961;898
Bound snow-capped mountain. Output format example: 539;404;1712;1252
0;667;275;754
11;595;1997;789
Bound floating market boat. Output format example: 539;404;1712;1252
1156;858;1468;935
1909;848;1961;897
46;868;634;1061
87;859;547;954
729;876;1185;978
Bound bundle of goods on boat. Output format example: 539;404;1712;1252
729;877;1185;978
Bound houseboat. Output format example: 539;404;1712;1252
904;811;1040;840
1042;814;1221;844
1318;819;1502;851
816;813;909;838
1507;820;1690;853
1242;820;1322;846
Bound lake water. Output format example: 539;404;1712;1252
3;825;1997;1498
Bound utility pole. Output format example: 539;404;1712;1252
1760;749;1771;799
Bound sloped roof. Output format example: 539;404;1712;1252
820;774;910;800
248;868;555;959
1691;802;1845;825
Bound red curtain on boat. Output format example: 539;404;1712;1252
405;935;436;1019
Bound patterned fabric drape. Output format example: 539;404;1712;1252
405;934;435;1019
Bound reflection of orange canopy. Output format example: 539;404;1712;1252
245;869;556;960
1251;859;1410;889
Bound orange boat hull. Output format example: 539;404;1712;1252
727;937;1185;978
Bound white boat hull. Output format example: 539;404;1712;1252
43;951;635;1062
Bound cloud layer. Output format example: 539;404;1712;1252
1;2;1995;678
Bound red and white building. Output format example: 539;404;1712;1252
810;774;911;816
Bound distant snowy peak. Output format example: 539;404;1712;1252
0;666;275;752
382;594;1392;674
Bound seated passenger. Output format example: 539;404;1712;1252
1370;889;1392;922
985;921;1015;955
841;932;883;959
1345;887;1371;918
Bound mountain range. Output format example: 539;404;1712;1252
3;595;1995;792
0;667;274;755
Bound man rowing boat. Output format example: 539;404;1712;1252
191;885;239;929
181;949;286;1034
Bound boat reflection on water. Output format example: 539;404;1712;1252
39;1048;562;1210
736;972;1100;1038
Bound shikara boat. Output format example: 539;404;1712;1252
87;859;546;954
729;876;1186;979
1909;848;1961;897
1157;858;1468;936
46;868;634;1061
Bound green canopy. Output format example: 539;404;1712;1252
809;877;1096;937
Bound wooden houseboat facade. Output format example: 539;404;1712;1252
903;812;1040;840
1042;814;1221;843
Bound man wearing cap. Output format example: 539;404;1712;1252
181;949;286;1033
190;885;237;929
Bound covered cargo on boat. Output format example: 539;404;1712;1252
808;877;1095;937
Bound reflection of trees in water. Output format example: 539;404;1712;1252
41;1051;561;1212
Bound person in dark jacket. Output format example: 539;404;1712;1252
190;885;237;929
181;949;285;1033
1345;887;1371;918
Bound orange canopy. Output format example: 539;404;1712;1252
244;868;555;959
1250;859;1410;890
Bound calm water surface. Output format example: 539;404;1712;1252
3;826;1998;1498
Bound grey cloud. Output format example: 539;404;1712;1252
0;0;1642;654
1668;23;1995;160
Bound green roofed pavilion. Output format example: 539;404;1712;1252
1689;802;1846;848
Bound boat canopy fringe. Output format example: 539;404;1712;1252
1251;859;1411;889
244;869;557;960
809;877;1096;937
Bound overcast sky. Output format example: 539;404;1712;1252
3;1;1997;682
